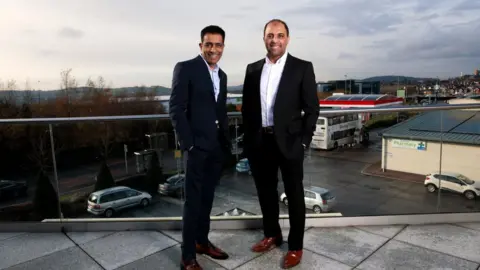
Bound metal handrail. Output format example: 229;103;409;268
0;103;479;124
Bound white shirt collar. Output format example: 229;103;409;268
265;51;288;65
200;54;219;72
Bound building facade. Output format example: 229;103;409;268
381;110;480;180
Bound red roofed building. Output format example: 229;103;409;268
320;94;404;108
319;94;405;122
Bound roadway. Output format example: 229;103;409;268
113;149;480;218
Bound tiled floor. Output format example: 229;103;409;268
1;223;480;269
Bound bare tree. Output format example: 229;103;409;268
0;79;18;104
23;79;34;104
60;68;77;116
28;128;65;172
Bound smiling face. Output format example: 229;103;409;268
199;33;224;68
263;21;290;63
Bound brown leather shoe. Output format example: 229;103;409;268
180;259;203;270
196;241;229;260
251;235;283;253
282;250;303;269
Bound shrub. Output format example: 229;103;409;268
94;161;115;191
33;170;60;219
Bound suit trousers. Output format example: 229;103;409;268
248;132;306;250
182;144;224;261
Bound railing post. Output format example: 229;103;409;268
48;124;62;219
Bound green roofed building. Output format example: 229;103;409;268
381;109;480;180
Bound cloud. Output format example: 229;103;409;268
1;0;479;89
337;52;356;60
58;27;84;39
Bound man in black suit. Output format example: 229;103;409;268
169;25;231;270
241;19;319;269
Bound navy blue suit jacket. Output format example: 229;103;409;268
169;55;230;152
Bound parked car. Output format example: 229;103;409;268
425;172;480;200
87;186;152;217
0;180;28;201
158;174;185;197
279;186;336;213
236;158;251;175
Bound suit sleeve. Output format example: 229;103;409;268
301;62;320;147
169;62;193;150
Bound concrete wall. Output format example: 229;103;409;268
382;138;480;180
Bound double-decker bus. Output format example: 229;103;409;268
310;114;368;150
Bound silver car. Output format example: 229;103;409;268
280;186;336;213
87;186;152;217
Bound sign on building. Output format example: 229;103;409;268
391;139;426;151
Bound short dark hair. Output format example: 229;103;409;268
263;19;290;37
201;25;225;42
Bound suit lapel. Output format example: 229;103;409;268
273;54;293;115
195;55;216;103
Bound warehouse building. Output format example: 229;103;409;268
381;110;480;180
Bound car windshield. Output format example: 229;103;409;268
457;174;474;185
167;175;183;183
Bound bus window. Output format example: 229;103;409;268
328;118;333;125
340;116;345;123
347;114;353;121
332;117;339;125
353;114;358;120
317;119;325;125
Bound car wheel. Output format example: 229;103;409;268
426;184;437;193
313;205;322;213
283;198;289;206
104;208;114;218
141;198;150;207
464;190;476;200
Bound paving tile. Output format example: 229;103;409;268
6;246;102;270
0;233;75;269
356;240;478;270
160;230;182;242
80;231;177;270
66;231;116;245
117;244;226;270
236;244;351;270
303;227;388;267
0;232;23;241
456;223;480;232
395;224;480;263
355;225;406;238
281;227;311;243
204;230;266;269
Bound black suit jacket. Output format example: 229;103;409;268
241;54;319;160
169;55;230;152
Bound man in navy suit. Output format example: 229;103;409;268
169;25;231;270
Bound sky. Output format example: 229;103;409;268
1;0;479;90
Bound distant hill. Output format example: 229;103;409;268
361;76;434;83
0;85;244;104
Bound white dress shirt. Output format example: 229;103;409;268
260;52;288;127
200;54;220;102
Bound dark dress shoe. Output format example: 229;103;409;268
251;235;283;253
282;250;303;269
180;259;202;270
196;241;229;260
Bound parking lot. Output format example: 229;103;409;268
111;150;480;219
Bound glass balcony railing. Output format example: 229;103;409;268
0;103;480;225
